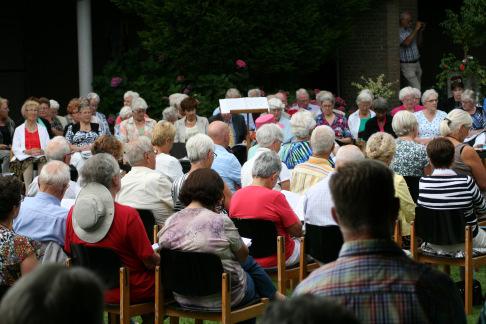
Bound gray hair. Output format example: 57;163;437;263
421;89;438;104
310;125;335;155
440;108;472;136
132;97;148;111
366;132;396;165
392;110;418;136
252;150;282;178
372;97;389;112
119;106;132;120
256;124;283;148
295;88;309;99
316;91;335;105
49;99;60;110
356;89;374;104
38;161;70;189
125;136;153;166
168;93;188;108
186;133;214;163
398;86;415;101
290;110;316;138
412;88;421;99
268;98;285;111
248;88;262;97
162;106;178;122
80;153;120;189
45;136;71;161
123;90;139;100
86;92;100;104
225;88;241;99
461;89;476;104
335;145;365;165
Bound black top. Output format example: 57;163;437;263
442;97;462;114
0;125;12;146
359;114;396;141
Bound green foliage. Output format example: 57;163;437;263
436;53;486;93
351;74;397;100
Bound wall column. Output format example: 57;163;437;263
76;0;93;96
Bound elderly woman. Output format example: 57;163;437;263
441;109;486;191
461;89;486;131
49;99;67;130
174;97;209;143
168;93;189;118
162;106;178;124
65;102;100;152
159;168;280;313
152;121;183;182
359;97;396;141
231;151;303;268
366;132;415;238
11;100;49;190
348;89;375;140
0;175;39;298
0;97;15;173
268;97;292;143
391;86;424;116
64;98;81;127
86;92;110;136
390;111;429;177
114;106;132;140
315;91;352;144
119;98;156;144
280;110;316;169
123;90;139;109
418;138;486;253
90;135;130;174
64;153;159;307
414;89;447;141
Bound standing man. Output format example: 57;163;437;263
399;11;425;90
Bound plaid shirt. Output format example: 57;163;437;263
400;27;420;62
294;239;466;324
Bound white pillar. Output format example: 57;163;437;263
76;0;93;97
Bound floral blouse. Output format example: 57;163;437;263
390;139;428;177
65;124;100;147
0;226;40;287
470;107;486;130
414;110;447;138
316;113;352;139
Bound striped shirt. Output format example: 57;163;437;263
290;157;333;194
171;173;190;212
302;173;336;226
399;27;420;62
279;140;312;170
418;169;486;237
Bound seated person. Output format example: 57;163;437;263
0;264;104;324
230;151;302;268
151;121;183;183
64;153;160;304
0;175;39;297
359;97;396;141
116;137;174;226
91;134;131;175
418;137;486;253
159;168;280;312
279;110;315;170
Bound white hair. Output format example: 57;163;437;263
125;136;153;166
421;89;438;104
119;106;132;120
45;136;71;161
248;88;262;97
440;109;472;136
256;124;283;148
132;97;148;111
186;133;214;163
38;160;70;189
392;110;418;137
295;88;309;99
398;86;415;101
86;92;100;103
412;88;421;99
461;89;476;103
335;145;365;165
49;99;60;110
290;110;316;138
356;89;374;104
225;88;241;99
162;106;178;122
310;125;335;155
252;150;282;178
316;91;335;105
168;93;188;108
268;98;285;111
123;90;139;100
80;153;120;189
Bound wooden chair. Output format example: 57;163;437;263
155;249;269;324
393;219;402;247
69;244;154;324
410;206;486;315
304;224;343;264
153;224;159;244
135;209;156;244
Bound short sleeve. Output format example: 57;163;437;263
13;234;38;263
273;193;301;228
65;125;74;144
399;28;409;44
222;216;243;254
418;145;428;169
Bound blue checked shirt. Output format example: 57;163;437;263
400;27;420;62
294;239;466;324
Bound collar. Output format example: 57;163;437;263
308;156;332;167
339;239;404;258
214;144;228;153
36;192;61;206
255;147;271;154
129;166;154;173
431;168;457;176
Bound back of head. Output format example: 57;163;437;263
426;137;455;169
439;108;472;136
252;150;282;178
207;121;228;144
248;88;262;97
310;125;335;155
365;132;396;165
335;145;365;169
91;135;124;161
256;124;283;148
179;168;224;211
392;110;418;137
225;88;241;99
186;133;214;163
0;176;22;222
290;110;316;138
38;160;70;189
80;153;120;189
372;97;389;112
45;136;71;161
330;159;398;237
261;295;359;324
0;264;104;324
124;136;153;166
152;120;176;147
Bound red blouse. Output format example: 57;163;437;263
24;128;41;150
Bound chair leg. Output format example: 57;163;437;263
120;268;131;324
169;317;179;324
108;313;119;324
277;236;286;295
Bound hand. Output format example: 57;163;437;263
415;21;425;31
0;144;7;150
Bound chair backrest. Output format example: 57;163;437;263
403;176;420;203
231;218;278;258
70;244;122;289
159;249;223;296
136;209;156;243
304;224;343;264
415;206;466;245
170;142;187;159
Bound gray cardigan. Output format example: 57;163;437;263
174;115;209;143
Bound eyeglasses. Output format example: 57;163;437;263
426;99;438;103
212;151;218;158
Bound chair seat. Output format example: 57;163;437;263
420;242;486;259
165;298;261;313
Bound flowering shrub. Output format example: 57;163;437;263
351;74;396;100
436;53;486;93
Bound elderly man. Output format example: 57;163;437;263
116;137;173;226
208;121;241;193
303;145;364;227
14;161;70;248
291;88;320;116
399;11;425;90
86;92;111;135
119;98;157;143
65;153;159;308
294;159;465;323
290;125;335;194
27;136;80;199
241;123;290;191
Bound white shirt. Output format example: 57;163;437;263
116;166;174;225
27;177;80;199
348;110;376;139
241;147;291;190
302;172;337;226
155;153;183;183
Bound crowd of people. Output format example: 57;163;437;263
0;78;485;324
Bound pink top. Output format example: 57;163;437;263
391;105;424;117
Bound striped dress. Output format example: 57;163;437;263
417;169;486;237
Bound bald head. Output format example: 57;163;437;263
38;160;70;199
208;121;230;146
335;145;365;170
